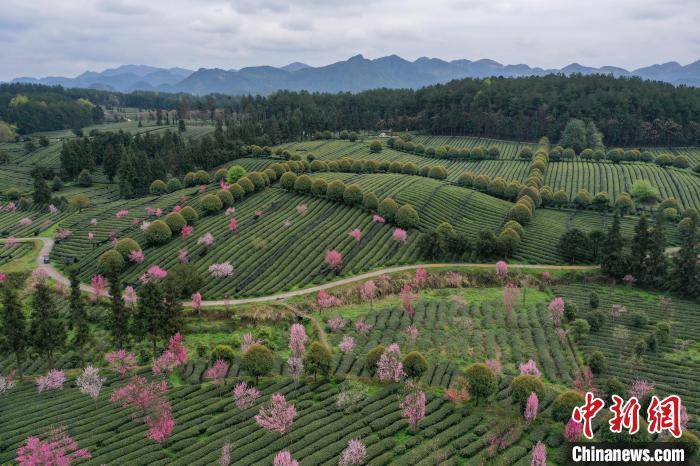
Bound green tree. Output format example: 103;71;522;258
304;341;332;381
464;363;497;403
1;285;28;377
600;211;628;279
643;214;667;288
403;351;428;379
559;119;588;152
29;281;65;365
670;217;699;297
108;271;128;348
630;215;651;280
32;174;52;205
558;228;591;263
369;140;382;153
69;268;90;354
77;169;93;187
133;279;180;358
241;343;274;383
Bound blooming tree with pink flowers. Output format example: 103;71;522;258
110;375;175;443
152;333;188;375
495;261;508;279
327;315;347;332
105;349;137;377
377;343;405;382
205;359;229;388
325;250;343;271
564;418;584;441
232;382;261;409
273;450;299;466
317;290;342;308
339;438;367;466
209;262;234;278
414;266;428;287
400;382;426;432
349;228;362;242
36;369;66;392
548;297;565;326
400;284;415;317
255;393;296;434
241;333;261;353
524;392;539;423
181;225;193;237
296;203;308;215
16;428;91;466
129;249;145;263
530;441;546;466
355;317;372;334
372;214;385;223
629;379;654;401
339;336;356;353
519;359;541;377
115;210;129;218
359;280;376;308
485;359;502;375
392;228;408;244
228;218;238;233
405;325;419;344
191;291;202;314
76;366;106;401
198;232;215;247
19;217;32;227
503;283;520;315
178;248;189;263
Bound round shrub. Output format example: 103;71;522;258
294;174;312;193
457;172;475;188
166;177;182;192
369;140;382;153
183;172;196;186
553;190;569;205
211;344;235;363
464;363;497;402
587;351;607;374
510;374;544;408
279;172;297;191
552;390;584;422
269;163;286;178
99;249;124;274
214;168;227;182
396;204;419;229
263;168;277;182
200;194;223;214
77;169;92;187
194;170;210;185
149;179;167;195
564;301;578;322
363;191;379;211
164;212;186;233
248;172;267;190
304;341;333;380
378;198;399;222
403;351;428;379
327;180;346;202
428;166;447;180
630;311;648;328
5;188;20;200
115;238;141;258
216;189;234;207
508;203;532;225
238;176;255;194
180;206;198;224
587;310;606;332
311;178;328;196
241;344;274;382
574;189;592;208
366;345;386;376
503;220;524;238
145;220;172;245
343;184;363;206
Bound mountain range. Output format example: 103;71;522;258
11;55;700;95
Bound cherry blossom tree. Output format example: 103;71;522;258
1;371;16;396
317;290;342;308
289;323;308;356
255;393;296;434
495;261;508;279
105;349;137;377
611;304;626;320
55;228;72;240
414;266;428;287
225;207;235;216
400;284;415;317
209;262;234;278
339;336;356;353
524;392;539;423
400;382;426;432
557;328;569;344
355;318;372;334
0;272;7;283
282;219;292;228
16;428;91;465
219;443;231;466
564;418;584;441
359;280;376;308
339;438;367;466
503;283;520;315
548;297;565;326
327;315;347;332
232;382;261;409
228;218;238;233
405;325;418;344
530;441;547;466
392;228;408;244
152;333;188;375
110;375;175;443
296;203;308;215
485;359;502;375
76;366;106;402
519;359;541;377
191;291;202;314
48;204;58;213
36;369;66;392
121;286;137;307
349;228;362;242
115;210;129;218
205;359;229;388
325;250;343;271
377;343;405;382
273;450;299;466
241;333;261;353
4;236;18;248
19;217;33;227
198;232;215;247
90;275;107;301
181;225;193;237
372;214;385;223
540;271;551;283
87;232;94;242
629;379;654;401
139;265;168;283
623;274;636;286
129;250;145;263
178;248;189;263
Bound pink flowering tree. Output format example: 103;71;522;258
16;428;91;465
191;291;202;314
219;443;231;466
377;343;405;382
372;214;385;223
400;382;426;432
273;450;299;466
327;315;347;332
55;228;72;240
241;333;261;353
485;359;502;375
359;280;376;309
36;369;66;392
110;375;175;443
629;379;654;401
405;325;419;345
296;203;308;215
19;217;33;227
178;248;189;263
317;290;342;309
232;382;261;409
205;359;229;392
0;370;15;395
105;349;137;377
519;359;541;377
503;283;520;316
76;366;106;402
623;274;636;286
564;418;584;441
339;336;356;353
255;393;296;435
339;438;367;466
288;323;307;382
400;284;416;317
198;232;215;248
355;317;372;334
495;260;508;279
530;441;547;466
123;286;138;307
209;262;234;278
611;303;626;320
152;333;188;375
392;228;408;244
414;266;428;287
349;228;362;242
129;249;145;263
90;275;108;301
139;265;168;283
115;209;129;218
181;225;193;237
548;297;565;327
228;217;238;233
524;392;539;423
325;250;343;271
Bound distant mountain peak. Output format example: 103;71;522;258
281;62;311;72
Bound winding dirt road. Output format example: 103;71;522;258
3;237;598;308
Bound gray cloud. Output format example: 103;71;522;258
1;0;698;81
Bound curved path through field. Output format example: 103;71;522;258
3;237;599;307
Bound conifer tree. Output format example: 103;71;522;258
32;174;52;205
630;215;650;280
671;218;698;297
1;285;28;377
69;268;90;352
108;271;128;348
644;213;667;288
30;281;66;365
600;211;628;278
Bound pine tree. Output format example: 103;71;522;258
600;211;628;279
630;215;650;281
108;271;128;348
671;218;698;297
644;213;667;288
102;143;119;182
32;174;52;205
29;282;66;365
68;268;90;351
1;285;28;378
133;280;181;358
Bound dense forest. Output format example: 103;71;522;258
3;73;700;145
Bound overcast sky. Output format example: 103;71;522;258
2;0;698;80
